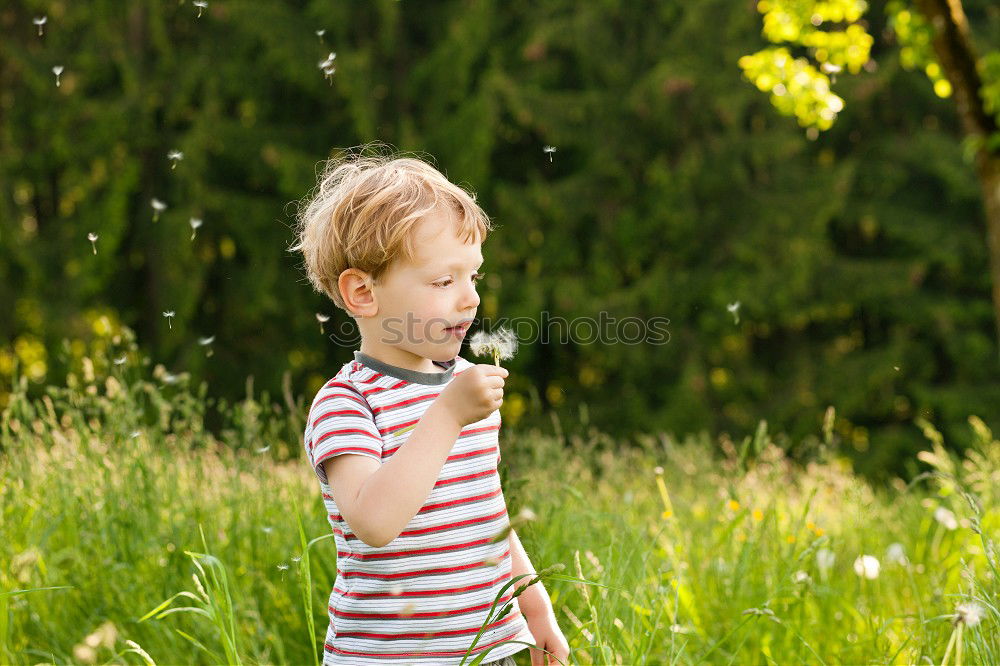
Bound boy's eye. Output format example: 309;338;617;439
433;272;485;288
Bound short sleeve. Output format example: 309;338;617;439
307;384;383;485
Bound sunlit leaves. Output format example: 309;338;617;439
886;1;951;98
738;47;845;130
740;0;871;130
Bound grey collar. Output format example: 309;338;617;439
353;351;456;385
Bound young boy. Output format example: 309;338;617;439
290;148;569;665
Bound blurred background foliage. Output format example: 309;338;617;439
1;0;999;481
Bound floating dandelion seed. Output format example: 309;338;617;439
318;52;338;83
129;430;141;438
162;310;175;329
277;563;289;571
193;0;208;18
318;52;337;69
167;150;184;169
820;62;842;75
256;445;271;453
291;555;302;563
262;526;274;534
543;145;557;162
52;65;64;87
793;570;810;584
955;602;984;628
316;29;326;41
162;372;180;385
853;554;880;579
151;198;167;222
316;312;330;334
33;16;47;36
469;327;518;366
727;301;741;325
114;354;128;366
189;217;203;240
934;506;958;530
87;232;99;255
198;334;215;357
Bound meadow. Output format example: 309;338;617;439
2;337;998;665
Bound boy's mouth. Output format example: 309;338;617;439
445;321;473;338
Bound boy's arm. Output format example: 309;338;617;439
508;527;554;619
351;400;463;547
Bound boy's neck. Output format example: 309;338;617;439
357;343;447;374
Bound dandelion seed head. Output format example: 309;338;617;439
198;335;215;346
885;542;908;566
816;548;835;571
162;311;175;318
114;355;128;366
52;65;64;76
167;150;184;162
316;313;330;323
277;563;289;571
34;16;47;26
934;506;958;530
151;198;167;212
88;232;98;242
316;29;326;38
955;601;984;627
469;327;518;363
853;554;880;579
189;218;203;230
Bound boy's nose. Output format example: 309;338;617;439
462;281;480;310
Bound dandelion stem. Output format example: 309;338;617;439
940;623;958;666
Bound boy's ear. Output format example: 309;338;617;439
339;268;378;317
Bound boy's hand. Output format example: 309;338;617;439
436;364;508;427
525;613;571;665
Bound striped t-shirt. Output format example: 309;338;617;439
303;350;534;665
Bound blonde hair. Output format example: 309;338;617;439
289;143;493;312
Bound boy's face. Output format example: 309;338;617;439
356;205;483;372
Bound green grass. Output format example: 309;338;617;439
1;342;998;665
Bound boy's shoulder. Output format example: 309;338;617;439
309;353;474;406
